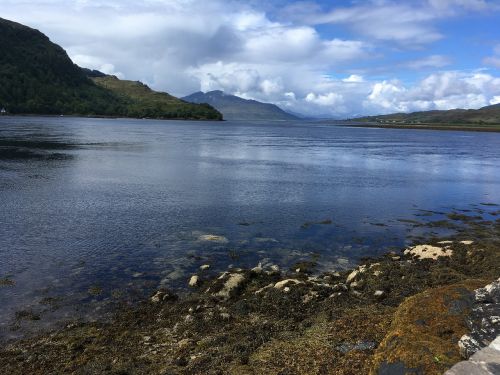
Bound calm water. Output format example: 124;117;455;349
1;116;500;339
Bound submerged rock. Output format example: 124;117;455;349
198;234;228;243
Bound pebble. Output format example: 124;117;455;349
200;265;210;271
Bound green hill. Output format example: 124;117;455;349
182;90;298;121
0;17;222;120
92;76;222;120
353;104;500;126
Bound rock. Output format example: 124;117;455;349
150;289;178;303
374;290;385;297
438;240;454;245
351;290;362;297
332;283;348;292
274;279;302;290
215;273;246;298
458;278;500;358
198;234;229;243
255;283;273;295
445;338;500;375
404;244;453;260
188;275;199;287
302;291;319;304
373;270;383;277
270;265;280;273
199;264;210;271
460;240;474;245
251;263;263;274
346;265;367;284
220;313;231;320
346;270;359;284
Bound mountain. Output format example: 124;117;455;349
182;90;299;121
353;104;500;126
0;17;222;120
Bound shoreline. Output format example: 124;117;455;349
1;214;499;374
339;122;500;132
0;114;224;122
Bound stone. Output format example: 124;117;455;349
374;290;385;297
270;265;280;272
215;273;246;298
346;270;359;284
188;275;199;287
200;264;210;271
274;279;302;290
255;283;273;295
404;244;453;260
458;278;500;358
445;344;500;374
460;240;474;245
150;289;178;303
251;263;263;274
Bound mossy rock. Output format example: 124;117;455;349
250;306;394;375
370;279;488;375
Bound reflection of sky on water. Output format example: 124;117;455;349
1;116;500;339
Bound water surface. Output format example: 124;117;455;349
1;116;500;339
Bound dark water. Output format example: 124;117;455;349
1;116;500;339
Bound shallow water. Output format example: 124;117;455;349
1;116;500;339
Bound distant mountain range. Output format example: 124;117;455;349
352;103;500;126
182;90;299;121
0;17;221;120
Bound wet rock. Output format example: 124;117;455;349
270;265;280;273
188;275;199;287
274;279;302;290
458;278;500;358
445;337;500;375
251;263;263;274
215;273;246;298
199;264;210;271
150;289;178;303
255;283;273;295
404;244;452;260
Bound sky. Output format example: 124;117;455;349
2;0;500;118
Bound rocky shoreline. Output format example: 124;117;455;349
1;217;499;374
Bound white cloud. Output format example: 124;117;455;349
0;0;499;118
483;44;500;68
343;75;364;83
406;55;452;69
363;71;500;114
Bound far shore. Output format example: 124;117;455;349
339;121;500;132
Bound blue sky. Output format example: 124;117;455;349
2;0;500;117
